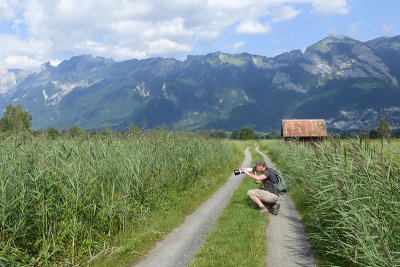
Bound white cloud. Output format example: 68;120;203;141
109;46;147;61
4;55;42;70
110;45;149;60
382;24;394;36
50;59;61;67
233;41;245;49
206;0;254;10
0;0;18;21
236;20;271;35
145;39;192;57
0;0;351;70
348;22;363;36
311;0;350;15
20;1;204;59
271;5;300;22
0;33;54;69
73;40;107;54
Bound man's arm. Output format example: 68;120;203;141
243;169;266;183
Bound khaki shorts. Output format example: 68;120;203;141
247;189;279;204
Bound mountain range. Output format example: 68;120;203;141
1;33;400;132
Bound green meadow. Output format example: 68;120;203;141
0;131;241;266
1;132;399;266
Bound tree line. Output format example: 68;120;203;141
1;104;398;141
333;117;395;141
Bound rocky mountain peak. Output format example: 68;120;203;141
0;69;17;94
367;35;400;52
328;32;346;40
2;35;400;131
0;68;31;95
40;62;55;72
50;54;113;82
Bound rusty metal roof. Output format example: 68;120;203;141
282;119;328;137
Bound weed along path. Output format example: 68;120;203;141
255;146;317;267
134;148;252;267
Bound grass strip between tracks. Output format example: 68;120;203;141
190;144;267;267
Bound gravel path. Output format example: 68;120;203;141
134;148;252;267
135;147;316;267
255;146;317;267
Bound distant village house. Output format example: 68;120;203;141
281;119;328;142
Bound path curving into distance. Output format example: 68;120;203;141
255;146;317;267
134;148;252;267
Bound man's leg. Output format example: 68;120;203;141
247;190;269;213
259;191;280;215
249;194;265;208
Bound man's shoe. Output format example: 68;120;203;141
272;203;280;215
259;207;269;214
264;203;273;209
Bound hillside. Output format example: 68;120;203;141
1;34;400;131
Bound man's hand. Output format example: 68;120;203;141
245;168;267;183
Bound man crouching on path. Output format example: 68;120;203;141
244;159;280;215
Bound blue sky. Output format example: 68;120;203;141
0;0;399;70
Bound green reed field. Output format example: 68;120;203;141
0;131;240;266
260;139;400;266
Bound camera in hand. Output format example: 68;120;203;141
234;166;256;175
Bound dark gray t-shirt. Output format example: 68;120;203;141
261;168;279;196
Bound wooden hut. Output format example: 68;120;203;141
281;119;328;142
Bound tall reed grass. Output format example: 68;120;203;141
260;139;400;266
0;131;237;266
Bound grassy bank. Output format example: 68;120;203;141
191;144;267;267
260;139;400;266
0;132;241;266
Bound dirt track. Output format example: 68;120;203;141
134;148;252;267
255;146;316;267
135;147;316;266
